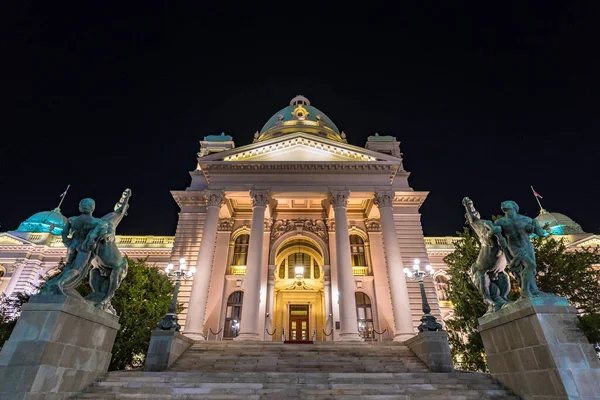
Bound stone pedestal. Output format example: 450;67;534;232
0;295;120;400
145;330;194;372
478;295;600;400
404;330;454;372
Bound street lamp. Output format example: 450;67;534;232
156;258;195;331
403;258;443;332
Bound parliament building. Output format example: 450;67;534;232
1;96;598;342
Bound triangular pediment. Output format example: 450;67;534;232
198;132;401;163
567;234;600;248
0;232;34;246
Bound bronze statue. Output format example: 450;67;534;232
494;200;547;299
42;198;108;297
462;197;511;313
41;189;132;315
84;189;131;314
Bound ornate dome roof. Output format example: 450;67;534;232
536;210;585;235
257;96;344;142
17;208;67;235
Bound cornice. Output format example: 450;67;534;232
170;190;208;208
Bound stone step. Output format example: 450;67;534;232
75;342;516;399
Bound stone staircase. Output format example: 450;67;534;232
75;341;518;399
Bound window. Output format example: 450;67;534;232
435;275;449;301
350;235;366;266
313;260;320;279
279;260;285;279
288;253;311;279
0;269;4;278
355;292;374;339
223;291;243;338
232;234;249;266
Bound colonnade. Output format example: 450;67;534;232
183;189;414;341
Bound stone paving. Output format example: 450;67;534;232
75;341;518;399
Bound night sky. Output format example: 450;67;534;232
1;3;599;237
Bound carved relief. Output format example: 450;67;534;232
204;189;225;208
264;218;273;231
374;190;394;208
329;190;350;208
270;219;296;242
250;189;270;208
326;219;335;232
365;219;382;232
218;218;234;231
270;218;329;244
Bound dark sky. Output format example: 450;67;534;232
1;3;599;236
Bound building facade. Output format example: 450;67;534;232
1;96;597;343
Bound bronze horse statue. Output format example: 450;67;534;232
462;197;511;313
84;189;131;314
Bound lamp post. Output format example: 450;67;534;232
403;259;443;332
157;258;195;331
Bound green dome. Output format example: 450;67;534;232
17;208;67;235
257;96;343;142
536;210;584;235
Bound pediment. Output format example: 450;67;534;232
0;233;33;246
199;132;401;164
568;234;600;248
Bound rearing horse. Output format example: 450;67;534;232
462;197;511;313
85;189;131;314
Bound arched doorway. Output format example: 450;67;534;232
271;236;326;341
223;291;243;339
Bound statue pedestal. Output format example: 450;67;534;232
145;330;194;372
404;330;454;372
478;296;600;399
0;295;120;400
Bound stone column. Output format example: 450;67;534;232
236;189;270;341
183;189;225;340
374;190;415;341
330;190;362;341
265;264;276;341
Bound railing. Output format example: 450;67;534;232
423;237;462;247
352;266;368;276
230;266;247;275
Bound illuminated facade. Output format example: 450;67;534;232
1;95;596;343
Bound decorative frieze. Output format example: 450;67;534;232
218;218;234;232
270;218;329;244
365;219;382;232
250;189;270;208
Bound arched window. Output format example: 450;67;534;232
223;291;243;338
435;275;449;301
278;260;285;279
232;234;250;266
0;268;4;278
355;292;374;339
288;253;311;279
350;235;366;266
313;260;320;279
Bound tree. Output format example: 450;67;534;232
0;257;175;371
444;229;600;371
77;257;175;370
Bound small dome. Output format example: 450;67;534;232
17;208;67;235
257;96;343;142
536;210;585;235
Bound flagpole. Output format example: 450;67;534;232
530;185;544;212
57;184;70;210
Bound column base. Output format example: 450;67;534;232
234;332;261;341
394;332;417;342
337;332;364;342
183;331;206;341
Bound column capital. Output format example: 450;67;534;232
218;218;234;231
329;189;350;208
249;189;270;208
204;189;226;208
374;189;395;209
